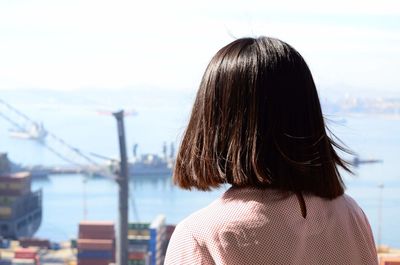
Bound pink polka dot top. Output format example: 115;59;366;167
164;187;378;265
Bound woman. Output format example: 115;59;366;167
164;37;378;264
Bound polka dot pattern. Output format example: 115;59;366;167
164;187;378;265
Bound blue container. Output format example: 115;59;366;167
0;239;10;249
0;260;12;265
78;250;113;259
50;242;61;250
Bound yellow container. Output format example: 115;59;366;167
0;206;12;216
8;182;27;190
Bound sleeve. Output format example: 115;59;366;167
164;222;215;265
345;195;379;264
360;210;379;264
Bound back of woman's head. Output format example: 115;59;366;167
174;36;350;199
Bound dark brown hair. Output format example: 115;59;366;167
174;36;351;199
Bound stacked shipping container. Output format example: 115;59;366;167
128;222;151;265
148;215;166;265
18;238;50;249
127;215;176;265
77;221;115;265
379;255;400;265
12;248;40;265
0;170;42;239
0;173;30;220
163;225;175;257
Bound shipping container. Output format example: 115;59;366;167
77;221;115;265
128;244;148;253
78;222;115;240
149;215;166;265
77;259;112;265
128;229;150;237
165;225;175;236
77;250;113;259
78;221;114;230
128;251;149;260
0;238;10;248
77;239;114;251
0;260;12;265
379;256;400;265
14;248;38;259
7;183;29;191
0;206;12;218
0;173;31;196
128;259;148;265
128;215;167;265
11;259;36;265
19;238;50;249
0;196;17;205
78;231;115;240
128;223;150;230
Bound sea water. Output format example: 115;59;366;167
0;89;399;247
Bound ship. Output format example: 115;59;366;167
0;154;42;239
128;143;174;177
129;154;173;176
352;156;383;167
86;143;175;178
9;122;47;141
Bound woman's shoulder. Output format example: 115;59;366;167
338;193;370;220
174;188;277;240
176;197;225;230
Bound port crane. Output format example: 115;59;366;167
0;98;113;178
1;99;131;265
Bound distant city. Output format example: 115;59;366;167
321;96;400;116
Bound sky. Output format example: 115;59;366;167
0;0;399;95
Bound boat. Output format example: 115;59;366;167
0;155;42;239
129;154;173;177
86;143;175;178
352;156;383;167
9;122;47;141
129;143;174;177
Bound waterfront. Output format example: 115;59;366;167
0;90;399;248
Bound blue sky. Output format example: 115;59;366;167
0;0;399;95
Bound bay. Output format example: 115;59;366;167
0;89;399;248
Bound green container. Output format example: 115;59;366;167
70;239;77;248
128;260;146;265
129;223;150;230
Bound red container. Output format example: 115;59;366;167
79;231;115;240
379;256;400;265
166;225;175;235
128;251;147;260
79;221;115;240
14;248;37;259
19;238;50;249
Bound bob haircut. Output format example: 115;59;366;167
174;36;351;199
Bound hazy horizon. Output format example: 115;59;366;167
0;0;399;95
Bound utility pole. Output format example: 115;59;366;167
83;176;88;220
377;183;384;249
113;110;129;265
